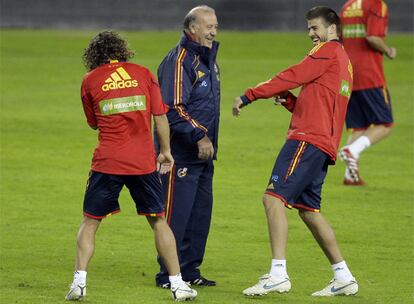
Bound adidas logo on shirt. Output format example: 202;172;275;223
343;0;363;18
102;67;138;91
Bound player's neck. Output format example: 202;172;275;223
327;33;339;42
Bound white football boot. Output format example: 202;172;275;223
65;283;86;301
171;281;197;301
243;274;291;296
339;148;366;185
312;278;358;296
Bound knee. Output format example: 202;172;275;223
146;215;165;228
383;125;392;137
298;209;312;223
262;194;272;209
262;194;283;212
376;124;392;137
81;216;101;230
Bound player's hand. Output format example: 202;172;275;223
197;135;214;160
274;96;286;105
274;91;289;105
386;47;397;59
157;150;174;174
232;97;244;117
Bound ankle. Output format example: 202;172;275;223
270;259;288;279
169;273;185;288
332;261;353;282
73;270;87;286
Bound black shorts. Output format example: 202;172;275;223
346;87;393;130
265;140;329;212
83;171;164;219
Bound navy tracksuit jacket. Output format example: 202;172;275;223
155;33;220;283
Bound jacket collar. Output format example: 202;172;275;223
179;32;219;64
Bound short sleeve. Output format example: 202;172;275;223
149;72;168;115
366;0;388;37
81;78;97;128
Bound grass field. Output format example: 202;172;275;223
0;30;413;304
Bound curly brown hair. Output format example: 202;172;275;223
83;31;135;71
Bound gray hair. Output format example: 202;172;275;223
183;5;215;30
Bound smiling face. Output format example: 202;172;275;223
307;17;336;46
188;11;218;48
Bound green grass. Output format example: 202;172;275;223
0;30;413;304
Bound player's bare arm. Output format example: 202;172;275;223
154;114;174;174
366;36;397;59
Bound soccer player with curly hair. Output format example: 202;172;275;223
65;31;196;302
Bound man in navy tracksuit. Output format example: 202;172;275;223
155;5;220;288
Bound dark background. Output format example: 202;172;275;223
1;0;413;32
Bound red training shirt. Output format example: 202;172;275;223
242;41;353;162
81;60;168;175
340;0;389;90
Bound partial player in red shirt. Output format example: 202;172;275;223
339;0;396;185
233;7;358;297
65;31;197;302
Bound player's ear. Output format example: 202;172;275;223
329;24;337;35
